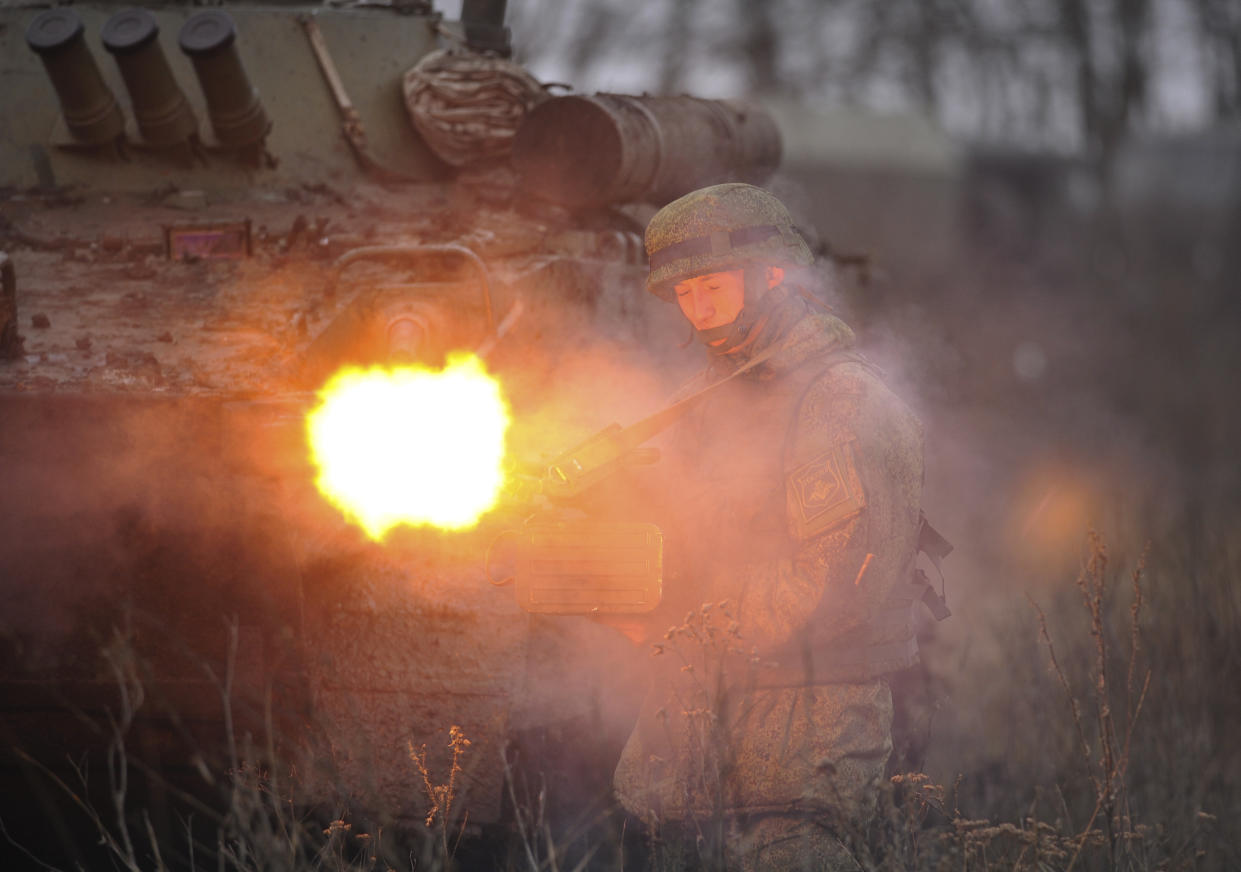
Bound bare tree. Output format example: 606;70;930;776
736;0;781;95
1192;0;1241;116
657;0;695;95
512;0;1229;174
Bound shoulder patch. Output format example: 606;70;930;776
786;439;865;539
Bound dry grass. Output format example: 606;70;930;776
5;519;1238;871
410;725;472;864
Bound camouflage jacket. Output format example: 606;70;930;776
653;291;925;680
613;290;924;819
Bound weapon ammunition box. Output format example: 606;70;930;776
503;519;662;615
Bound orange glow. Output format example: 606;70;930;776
1009;463;1098;569
306;355;510;539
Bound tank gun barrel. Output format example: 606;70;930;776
512;94;782;208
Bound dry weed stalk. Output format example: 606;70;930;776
500;747;553;872
1028;531;1152;871
875;771;1112;870
491;734;613;872
500;747;546;872
409;724;471;862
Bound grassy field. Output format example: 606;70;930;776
861;190;1241;870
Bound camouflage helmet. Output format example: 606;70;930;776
645;183;813;301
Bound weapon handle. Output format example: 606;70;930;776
485;528;521;587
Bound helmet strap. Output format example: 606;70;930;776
694;269;783;353
694;320;744;346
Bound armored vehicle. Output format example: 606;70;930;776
0;0;784;865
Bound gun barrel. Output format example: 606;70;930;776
512;93;781;208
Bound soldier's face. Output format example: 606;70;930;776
674;269;747;336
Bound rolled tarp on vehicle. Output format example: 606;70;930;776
403;49;549;168
512;93;781;208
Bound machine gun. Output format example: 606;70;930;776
487;330;802;617
487;416;676;617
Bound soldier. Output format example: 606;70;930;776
609;183;946;870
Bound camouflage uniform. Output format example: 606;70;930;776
614;185;927;870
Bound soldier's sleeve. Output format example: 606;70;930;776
733;363;924;652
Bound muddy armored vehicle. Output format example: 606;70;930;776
0;0;784;864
